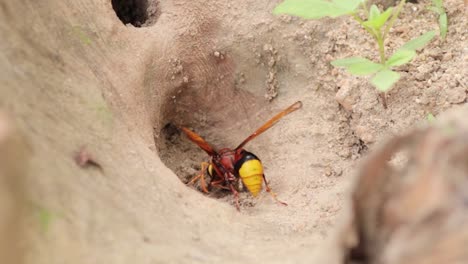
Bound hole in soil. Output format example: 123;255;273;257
155;86;267;200
153;53;269;204
111;0;160;27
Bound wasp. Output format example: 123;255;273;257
180;101;302;210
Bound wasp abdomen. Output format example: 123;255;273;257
234;151;263;197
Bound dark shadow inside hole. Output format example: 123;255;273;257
158;122;207;184
111;0;160;27
161;123;180;144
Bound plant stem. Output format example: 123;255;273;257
361;0;369;17
383;0;406;40
376;33;386;64
379;0;405;109
354;2;391;109
353;14;378;43
380;93;388;109
376;32;388;109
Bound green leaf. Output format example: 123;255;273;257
386;49;416;66
427;6;441;14
439;13;447;40
432;0;443;9
273;0;333;19
363;7;393;29
332;57;384;75
371;69;400;92
369;5;381;20
400;31;436;51
273;0;360;19
333;0;362;14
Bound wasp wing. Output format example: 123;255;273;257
235;101;302;151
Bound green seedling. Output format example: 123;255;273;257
274;0;435;108
428;0;447;40
427;113;436;123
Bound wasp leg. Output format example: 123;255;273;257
210;179;230;190
187;174;201;185
229;184;241;211
187;162;210;193
263;174;287;206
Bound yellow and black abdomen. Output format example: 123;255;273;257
234;151;263;197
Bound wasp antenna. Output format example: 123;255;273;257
291;101;303;110
235;101;303;150
179;126;218;155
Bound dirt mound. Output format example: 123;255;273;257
343;115;468;264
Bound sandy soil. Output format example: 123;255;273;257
0;0;466;263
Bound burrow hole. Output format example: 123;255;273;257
111;0;160;27
155;88;268;201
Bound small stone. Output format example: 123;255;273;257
335;80;356;112
446;86;467;104
415;64;433;81
393;26;408;34
354;125;375;143
338;148;351;158
415;96;429;105
263;44;273;52
268;57;276;67
442;52;453;61
175;65;183;73
334;167;343;177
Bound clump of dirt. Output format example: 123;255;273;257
341;113;468;264
262;44;280;101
